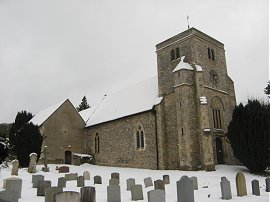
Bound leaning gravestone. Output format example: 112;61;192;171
163;175;170;185
80;186;96;202
37;180;51;196
220;177;232;200
57;177;66;188
0;189;19;202
154;179;165;191
3;177;22;198
109;178;119;185
54;191;80;202
177;176;194;202
45;186;63;202
266;177;270;192
32;175;44;188
77;176;85;187
127;178;135;191
28;153;37;173
94;175;102;184
236;172;247;196
147;189;166;202
144;177;153;188
251;180;260;196
11;160;19;176
131;185;144;201
107;185;121;202
59;166;70;173
190;176;198;190
83;171;90;180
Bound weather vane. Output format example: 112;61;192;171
187;15;190;29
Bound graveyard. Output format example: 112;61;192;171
0;162;269;202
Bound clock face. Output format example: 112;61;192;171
209;70;219;86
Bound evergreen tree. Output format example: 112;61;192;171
0;137;10;164
265;81;270;97
76;96;90;112
227;100;270;172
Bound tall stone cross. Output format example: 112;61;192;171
42;146;50;172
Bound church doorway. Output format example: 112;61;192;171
64;151;72;164
216;138;224;164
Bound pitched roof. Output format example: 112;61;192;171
82;76;162;127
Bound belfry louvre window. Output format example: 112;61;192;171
176;48;180;58
95;133;100;154
171;50;175;61
136;125;145;149
208;47;215;61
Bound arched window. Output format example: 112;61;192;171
136;124;145;149
171;50;175;61
211;97;224;129
176;47;180;58
95;133;100;154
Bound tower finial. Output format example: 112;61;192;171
187;15;190;29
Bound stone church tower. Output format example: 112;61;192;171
156;28;236;171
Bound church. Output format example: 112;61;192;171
30;27;238;171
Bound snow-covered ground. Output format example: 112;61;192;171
0;164;269;202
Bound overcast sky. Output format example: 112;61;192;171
0;0;269;123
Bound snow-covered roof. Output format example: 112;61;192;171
29;100;67;126
84;76;162;127
173;56;193;72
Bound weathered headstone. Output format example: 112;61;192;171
42;146;50;172
11;160;19;176
154;179;165;191
37;180;51;196
147;189;166;202
45;186;63;202
83;171;90;180
65;173;78;181
59;166;70;173
94;175;102;184
57;177;66;188
190;176;198;190
177;176;194;202
131;185;144;201
54;191;80;202
111;172;120;180
3;177;22;198
266;177;270;192
127;178;135;190
0;189;19;202
163;175;170;185
80;186;96;202
220;177;232;200
28;153;37;173
109;178;119;185
144;177;153;188
107;185;121;202
32;175;44;188
77;176;85;187
251;180;260;196
236;172;247;196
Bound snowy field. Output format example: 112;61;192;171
0;163;269;202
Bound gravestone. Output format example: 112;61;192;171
28;153;37;173
77;176;85;187
144;177;153;188
251;180;260;196
109;178;119;185
45;186;63;202
32;175;44;188
54;191;80;202
42;146;50;172
220;177;232;200
107;185;121;202
57;177;66;188
80;186;96;202
11;160;19;176
177;176;194;202
127;178;135;190
0;189;19;202
190;176;198;190
266;177;270;192
154;179;165;191
83;171;90;180
94;175;102;184
111;172;120;180
65;173;78;181
59;166;69;173
131;185;144;201
37;180;51;196
163;175;170;185
147;189;166;202
3;177;22;198
236;172;247;196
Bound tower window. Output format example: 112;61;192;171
211;49;215;61
171;50;175;61
95;133;100;154
176;48;180;58
208;47;215;61
208;48;211;59
136;124;145;149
